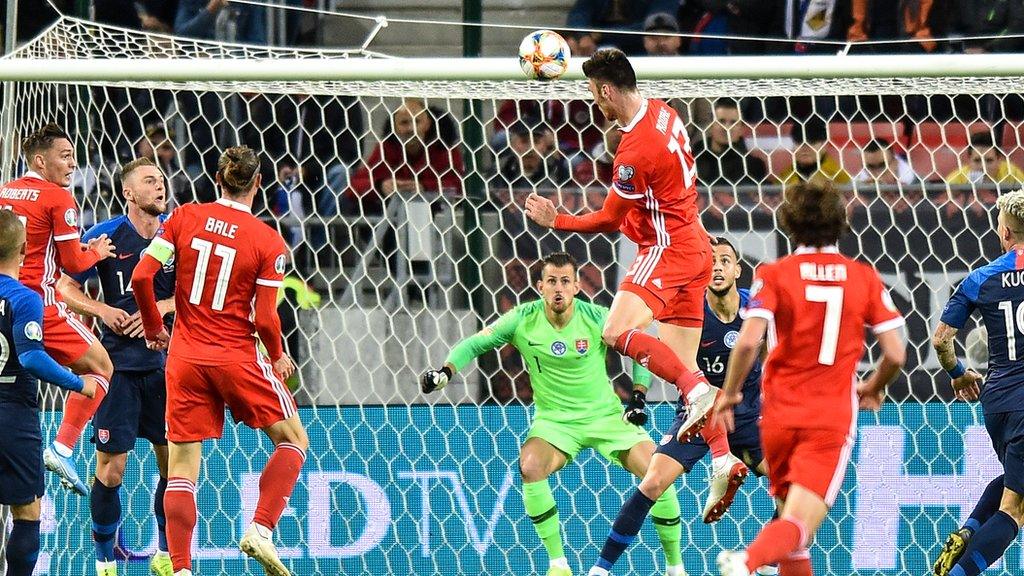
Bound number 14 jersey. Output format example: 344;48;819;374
148;198;287;365
744;246;904;432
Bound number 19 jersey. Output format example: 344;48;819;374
149;198;287;365
745;247;904;432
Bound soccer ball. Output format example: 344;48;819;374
965;324;989;369
518;30;571;80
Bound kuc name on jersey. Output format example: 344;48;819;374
1001;270;1024;288
799;262;848;282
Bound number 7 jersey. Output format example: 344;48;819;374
148;198;288;365
744;246;904;432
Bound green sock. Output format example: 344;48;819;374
522;479;565;561
650;484;683;567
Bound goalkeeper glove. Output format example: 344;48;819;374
623;389;648;426
421;366;452;394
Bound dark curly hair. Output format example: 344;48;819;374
778;180;849;247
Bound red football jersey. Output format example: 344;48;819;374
154;198;287;365
611;99;703;251
0;172;83;305
745;247;904;432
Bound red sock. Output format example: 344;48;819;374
746;518;806;571
614;329;700;396
56;374;108;449
692;371;730;458
779;550;812;576
253;443;306;529
164;477;197;572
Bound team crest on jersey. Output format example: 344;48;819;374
64;208;78;228
551;341;567;356
617;165;635;182
24;321;42;341
275;254;286;274
575;339;589;354
724;331;739;349
97;429;109;444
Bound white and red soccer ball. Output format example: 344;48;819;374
518;30;571;80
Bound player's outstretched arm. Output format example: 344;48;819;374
858;328;907;410
55;233;114;274
421;308;521;393
11;290;90;396
714;316;767;432
56;275;130;334
524;191;631;234
130;254;168;349
932;321;982;402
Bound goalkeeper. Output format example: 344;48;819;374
422;252;684;576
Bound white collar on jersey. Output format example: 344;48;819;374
216;197;251;213
23;171;42;180
618;98;649;133
794;245;840;254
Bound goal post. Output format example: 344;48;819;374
5;15;1018;576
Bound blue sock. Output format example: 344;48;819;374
596;490;655;570
154;476;168;552
950;510;1019;576
6;519;41;576
965;475;1004;535
91;478;122;562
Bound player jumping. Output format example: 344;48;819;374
930;189;1024;576
133;146;306;576
525;49;746;574
1;123;116;495
58;158;176;576
587;237;778;575
422;252;686;576
0;209;98;576
714;181;906;576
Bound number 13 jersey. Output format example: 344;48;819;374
744;246;904;432
148;198;288;365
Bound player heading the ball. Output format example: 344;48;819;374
133;146;307;576
525;48;748;528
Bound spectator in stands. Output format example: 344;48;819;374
946;133;1024;190
684;0;776;54
573;116;621;187
94;0;176;32
856;138;918;186
676;3;729;55
693;98;769;193
953;0;1024;53
780;117;852;187
642;12;682;55
847;0;936;53
496;124;571;190
779;0;850;53
346;98;463;215
136;123;195;206
175;0;265;44
268;159;306;247
491;100;603;156
565;0;680;55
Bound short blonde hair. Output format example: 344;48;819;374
997;189;1024;235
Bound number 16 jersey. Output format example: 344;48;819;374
744;246;904;432
147;198;288;365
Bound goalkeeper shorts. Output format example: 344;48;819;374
527;411;652;465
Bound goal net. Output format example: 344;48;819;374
7;15;1017;576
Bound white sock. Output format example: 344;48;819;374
96;560;116;573
53;441;73;458
587;568;609;576
251;522;273;539
755;565;779;576
666;564;687;576
550;557;570;570
686;381;711;402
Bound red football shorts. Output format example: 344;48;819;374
761;425;855;507
164;355;298;442
620;246;712;327
43;303;96;366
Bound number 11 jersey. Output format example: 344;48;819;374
149;198;287;365
744;246;904;432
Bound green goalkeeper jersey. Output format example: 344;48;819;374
446;299;651;421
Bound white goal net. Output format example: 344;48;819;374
6;15;1018;576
